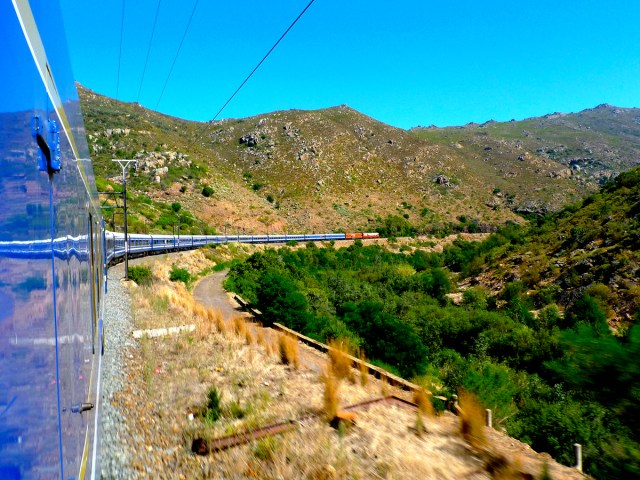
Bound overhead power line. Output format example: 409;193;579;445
155;0;200;109
116;0;126;99
189;0;317;148
137;0;163;103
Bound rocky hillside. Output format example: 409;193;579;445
412;104;640;212
79;85;640;234
461;167;640;326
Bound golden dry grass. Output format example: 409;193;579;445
328;338;355;382
413;388;435;418
193;303;207;319
233;316;248;337
322;371;339;421
245;328;255;346
278;333;299;369
216;314;227;334
380;376;389;396
357;349;369;387
458;390;487;448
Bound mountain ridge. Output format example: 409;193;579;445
78;85;640;235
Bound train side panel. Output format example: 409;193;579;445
0;1;101;478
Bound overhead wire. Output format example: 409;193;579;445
136;0;163;103
155;0;199;109
116;0;126;99
188;0;317;148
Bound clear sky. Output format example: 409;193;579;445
59;0;640;129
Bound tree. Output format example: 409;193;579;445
256;272;309;330
563;294;607;330
343;301;428;378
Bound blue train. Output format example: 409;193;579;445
104;231;355;265
0;2;378;478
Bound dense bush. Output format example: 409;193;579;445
128;265;153;286
375;214;415;237
169;266;191;284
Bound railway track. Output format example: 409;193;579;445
192;395;419;455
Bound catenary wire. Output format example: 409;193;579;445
136;0;163;103
188;0;316;149
155;0;199;109
116;0;126;99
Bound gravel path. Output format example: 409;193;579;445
99;264;138;480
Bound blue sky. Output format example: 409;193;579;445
59;0;640;129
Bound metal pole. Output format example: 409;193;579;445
112;159;137;280
122;168;129;279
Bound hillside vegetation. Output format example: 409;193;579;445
456;167;640;325
224;170;640;477
79;86;640;236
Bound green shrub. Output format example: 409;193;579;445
202;185;214;197
128;265;153;286
169;266;191;284
205;386;222;423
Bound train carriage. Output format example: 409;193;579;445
1;1;105;478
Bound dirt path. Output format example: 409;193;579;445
193;270;328;374
192;270;246;320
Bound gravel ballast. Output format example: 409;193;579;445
99;264;137;479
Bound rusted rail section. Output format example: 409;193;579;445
193;395;418;455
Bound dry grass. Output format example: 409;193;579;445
278;333;299;369
380;376;389;396
216;314;227;334
322;371;339;421
357;349;369;387
245;328;255;346
413;388;435;418
233;317;248;337
458;390;487;448
328;338;355;382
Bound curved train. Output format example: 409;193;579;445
105;231;379;264
0;1;377;478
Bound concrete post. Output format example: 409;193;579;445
486;409;492;428
574;443;582;472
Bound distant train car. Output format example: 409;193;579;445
344;232;379;240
